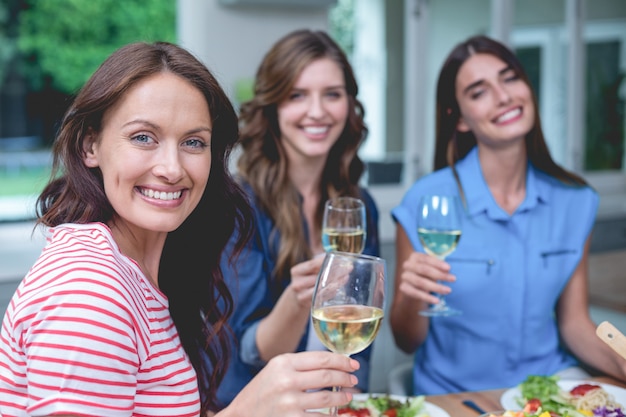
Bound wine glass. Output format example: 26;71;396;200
322;197;366;253
417;194;462;317
311;251;385;416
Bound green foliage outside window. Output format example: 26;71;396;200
17;0;176;94
0;4;16;86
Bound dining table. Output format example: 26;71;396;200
424;375;626;417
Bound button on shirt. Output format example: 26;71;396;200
391;147;598;394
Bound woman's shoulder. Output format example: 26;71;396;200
358;187;378;206
534;169;598;201
41;222;117;255
12;226;143;327
234;177;266;215
29;223;148;299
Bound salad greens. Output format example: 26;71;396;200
517;375;624;417
518;375;576;414
519;375;561;403
347;394;429;417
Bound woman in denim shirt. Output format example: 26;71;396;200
390;35;626;395
214;29;380;407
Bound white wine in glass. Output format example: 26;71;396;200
417;194;462;317
312;304;383;356
322;197;366;254
311;251;385;416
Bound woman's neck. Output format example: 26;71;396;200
477;144;528;215
108;219;166;288
288;156;325;197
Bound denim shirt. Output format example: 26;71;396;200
215;183;380;406
392;146;598;395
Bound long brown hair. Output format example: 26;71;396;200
35;41;252;413
237;29;368;279
434;35;586;189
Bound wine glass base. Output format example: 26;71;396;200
419;307;462;317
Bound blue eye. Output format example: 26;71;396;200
183;138;208;149
131;134;154;144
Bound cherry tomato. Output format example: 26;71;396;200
523;398;542;413
338;408;370;417
570;384;601;397
382;409;398;417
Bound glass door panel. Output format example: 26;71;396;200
584;37;624;172
512;0;626;177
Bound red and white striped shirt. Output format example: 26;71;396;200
0;223;200;417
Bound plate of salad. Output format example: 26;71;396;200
500;375;625;417
338;393;450;417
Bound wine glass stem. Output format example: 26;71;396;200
434;255;447;308
330;385;341;416
330;353;351;416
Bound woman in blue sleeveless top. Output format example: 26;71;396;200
390;35;626;394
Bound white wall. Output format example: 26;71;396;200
177;0;331;105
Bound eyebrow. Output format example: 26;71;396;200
123;119;212;134
462;64;515;95
291;84;346;92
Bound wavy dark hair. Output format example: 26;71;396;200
237;29;368;279
35;41;252;414
434;35;587;195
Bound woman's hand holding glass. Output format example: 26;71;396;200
416;194;462;317
224;351;360;417
311;251;385;416
397;249;456;307
288;255;326;308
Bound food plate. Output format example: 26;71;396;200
500;379;626;410
351;393;450;417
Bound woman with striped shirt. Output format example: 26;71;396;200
0;41;360;417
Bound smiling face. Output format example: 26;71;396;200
277;57;349;164
83;72;212;236
455;53;535;149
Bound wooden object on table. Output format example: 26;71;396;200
597;321;626;361
425;376;626;417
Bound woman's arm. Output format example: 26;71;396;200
256;255;324;360
557;236;626;381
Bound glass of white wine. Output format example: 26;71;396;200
311;251;385;416
322;197;366;253
417;194;462;317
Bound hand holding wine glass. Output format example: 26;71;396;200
417;194;462;317
311;251;385;416
322;197;366;253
